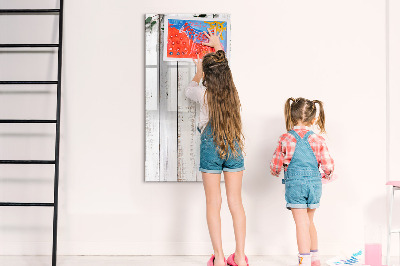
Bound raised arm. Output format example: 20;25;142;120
192;54;203;84
185;80;205;103
185;54;206;103
202;28;223;51
187;28;222;101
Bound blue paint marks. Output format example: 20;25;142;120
168;18;228;48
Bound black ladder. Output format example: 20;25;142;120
0;2;64;266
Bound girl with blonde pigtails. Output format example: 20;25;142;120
270;98;335;266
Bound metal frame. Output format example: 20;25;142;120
0;1;64;265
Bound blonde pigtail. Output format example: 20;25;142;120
285;98;295;131
313;100;326;133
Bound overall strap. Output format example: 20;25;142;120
288;130;301;141
303;130;314;140
284;129;320;181
289;130;314;141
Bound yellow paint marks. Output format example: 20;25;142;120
204;21;226;40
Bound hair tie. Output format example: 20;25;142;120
208;61;228;68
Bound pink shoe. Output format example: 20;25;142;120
311;260;321;266
207;254;227;266
227;253;249;266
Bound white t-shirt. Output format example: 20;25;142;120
185;80;209;132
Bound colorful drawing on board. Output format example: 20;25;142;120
164;17;230;61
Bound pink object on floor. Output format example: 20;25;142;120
386;181;400;187
365;243;382;266
227;253;249;266
311;260;321;266
321;173;338;184
207;254;227;266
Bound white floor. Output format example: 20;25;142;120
0;256;325;266
0;256;397;266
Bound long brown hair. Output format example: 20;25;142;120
202;50;244;158
284;97;326;133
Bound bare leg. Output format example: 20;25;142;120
292;208;311;254
202;172;225;266
307;209;318;251
224;171;247;266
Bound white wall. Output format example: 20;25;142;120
388;0;400;258
0;0;391;257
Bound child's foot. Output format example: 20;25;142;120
311;260;320;266
292;254;311;266
207;254;226;266
227;253;249;266
311;250;320;266
234;254;248;266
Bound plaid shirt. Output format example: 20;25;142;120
270;126;334;179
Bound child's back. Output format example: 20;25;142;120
270;97;335;266
270;126;334;180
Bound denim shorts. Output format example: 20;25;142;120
199;126;245;174
285;178;322;209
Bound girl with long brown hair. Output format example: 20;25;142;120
185;29;248;266
270;98;335;266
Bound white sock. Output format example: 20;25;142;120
311;250;319;262
298;254;311;266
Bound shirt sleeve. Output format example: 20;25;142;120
270;135;286;177
185;81;206;103
318;136;335;179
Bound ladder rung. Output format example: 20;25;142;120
0;9;60;14
0;119;56;123
391;229;400;233
0;81;58;84
0;202;54;207
0;44;59;48
0;160;55;164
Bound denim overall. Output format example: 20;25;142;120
198;124;244;174
283;130;322;210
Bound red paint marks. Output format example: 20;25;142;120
167;26;214;59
